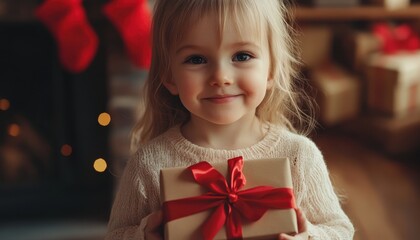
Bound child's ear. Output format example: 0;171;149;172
163;79;179;95
266;77;274;90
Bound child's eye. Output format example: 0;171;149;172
233;52;252;62
185;55;207;64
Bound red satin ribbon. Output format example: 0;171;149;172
162;156;296;240
373;23;420;54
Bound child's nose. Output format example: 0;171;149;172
209;63;233;87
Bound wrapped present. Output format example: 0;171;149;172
298;25;332;69
160;157;298;240
365;51;420;116
333;29;381;73
310;64;361;125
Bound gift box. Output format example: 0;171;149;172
310;64;361;125
364;51;420;116
298;25;333;69
333;29;381;73
160;157;298;240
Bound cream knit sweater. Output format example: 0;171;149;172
105;124;354;239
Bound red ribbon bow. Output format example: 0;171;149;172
162;156;296;240
373;23;420;55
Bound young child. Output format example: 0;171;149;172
106;0;354;239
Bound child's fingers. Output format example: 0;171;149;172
295;208;308;233
277;208;310;240
278;233;294;240
145;211;164;240
145;210;163;231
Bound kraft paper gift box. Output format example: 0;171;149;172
310;64;361;125
365;51;420;117
333;29;381;73
298;25;333;69
160;157;298;240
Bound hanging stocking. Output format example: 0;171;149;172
35;0;98;73
103;0;152;69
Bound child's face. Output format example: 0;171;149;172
165;14;272;126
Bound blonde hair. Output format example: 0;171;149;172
131;0;315;149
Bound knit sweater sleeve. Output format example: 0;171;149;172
296;138;354;239
105;151;151;240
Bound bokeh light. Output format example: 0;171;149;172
0;98;10;111
98;112;111;126
8;123;20;137
93;158;107;173
61;144;72;157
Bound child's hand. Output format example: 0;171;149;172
278;208;309;240
145;210;163;240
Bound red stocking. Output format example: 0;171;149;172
35;0;98;73
103;0;152;69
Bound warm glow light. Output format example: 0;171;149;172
94;158;107;173
0;98;10;111
8;123;20;137
98;112;111;126
61;144;72;157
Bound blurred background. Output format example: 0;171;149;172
0;0;419;240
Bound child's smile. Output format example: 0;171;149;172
203;94;242;104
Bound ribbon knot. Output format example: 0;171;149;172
163;156;296;240
373;23;420;54
228;193;238;203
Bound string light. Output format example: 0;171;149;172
61;144;73;157
0;98;10;111
98;112;111;126
8;123;20;137
93;158;107;172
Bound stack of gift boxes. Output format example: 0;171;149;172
299;19;420;154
